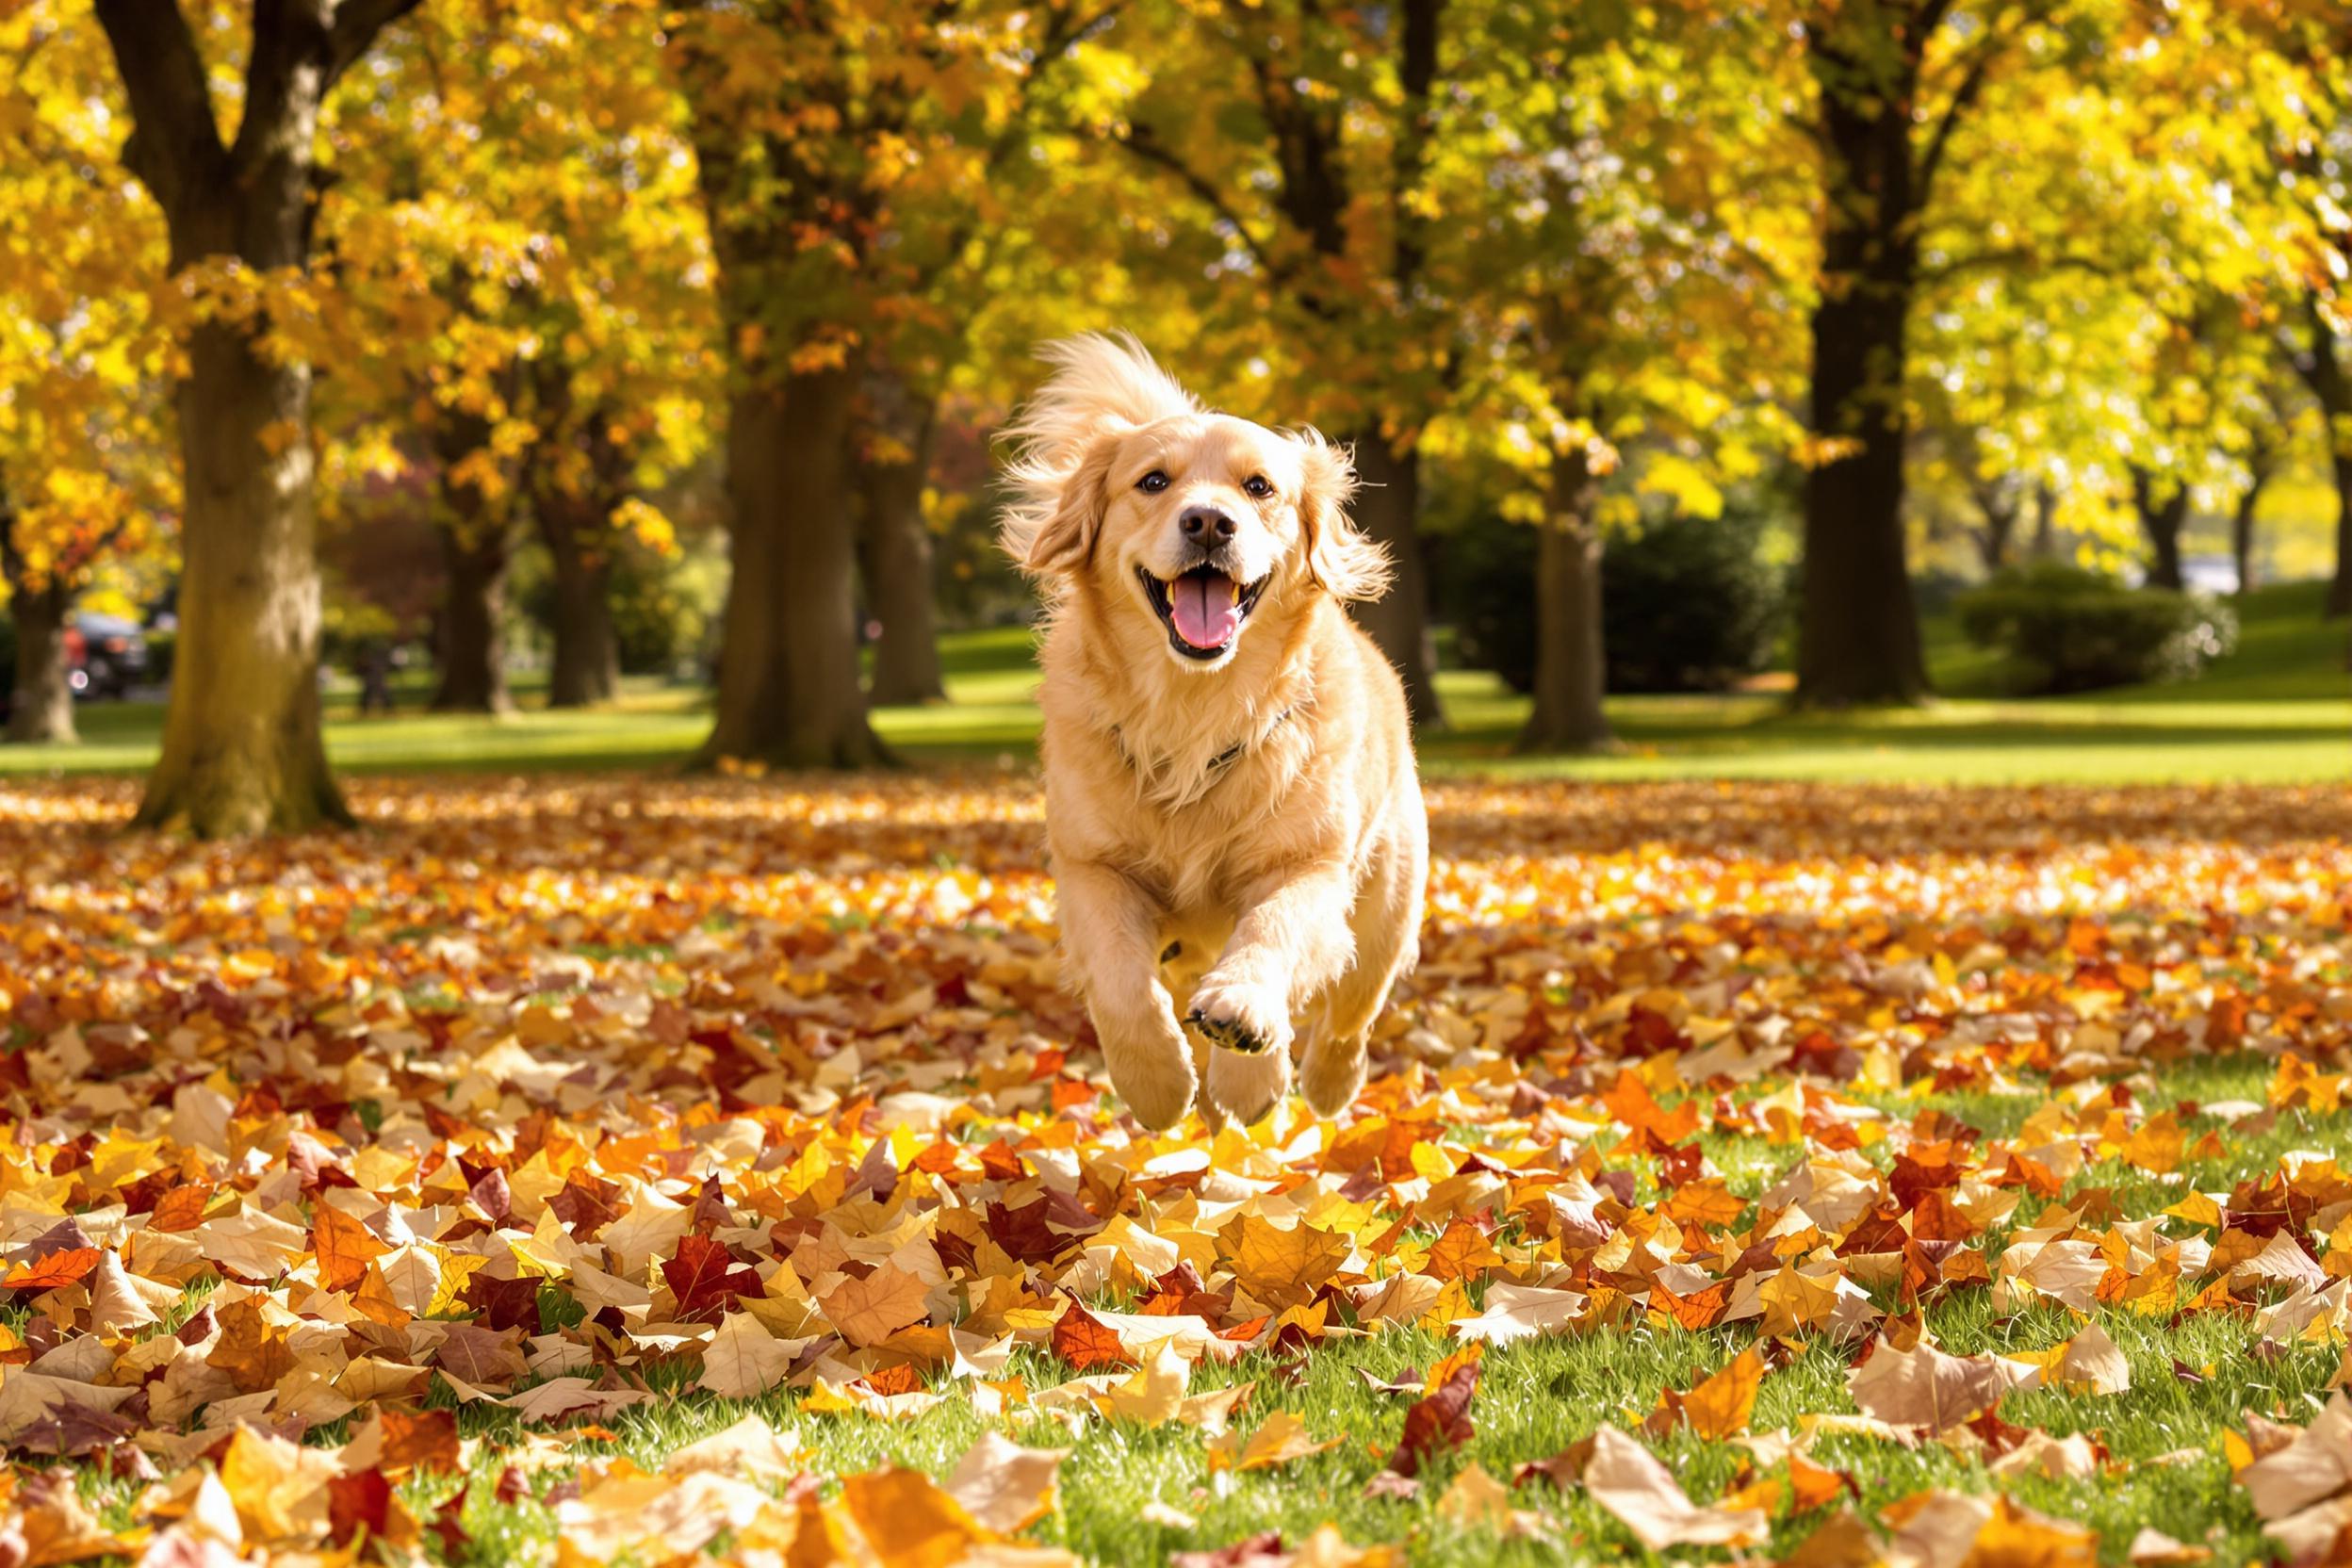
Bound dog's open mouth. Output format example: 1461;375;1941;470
1138;566;1267;661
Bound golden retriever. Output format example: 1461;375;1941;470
1002;335;1427;1130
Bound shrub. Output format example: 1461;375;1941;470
1443;504;1788;694
1955;564;2235;694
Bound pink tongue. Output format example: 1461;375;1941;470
1170;572;1241;648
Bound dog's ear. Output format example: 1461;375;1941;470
1296;433;1392;601
1022;433;1117;575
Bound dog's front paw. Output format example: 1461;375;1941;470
1095;1003;1198;1131
1185;975;1293;1058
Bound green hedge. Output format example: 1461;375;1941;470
1444;505;1787;694
1955;564;2235;694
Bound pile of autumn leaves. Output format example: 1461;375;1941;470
0;776;2349;1567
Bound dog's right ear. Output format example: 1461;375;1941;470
1022;433;1117;575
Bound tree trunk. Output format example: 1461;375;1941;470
432;525;513;713
2232;465;2268;596
135;318;349;835
2132;470;2188;592
95;0;414;834
1794;81;1929;706
2328;451;2352;619
2291;292;2352;618
526;373;629;709
1518;450;1610;753
4;576;77;745
856;375;945;707
2029;481;2059;561
1347;433;1446;729
543;519;620;707
1969;480;2019;574
700;365;887;768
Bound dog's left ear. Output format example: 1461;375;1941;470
1295;433;1392;601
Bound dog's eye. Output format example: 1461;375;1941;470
1242;476;1273;498
1137;470;1170;494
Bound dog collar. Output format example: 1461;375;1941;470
1108;705;1295;790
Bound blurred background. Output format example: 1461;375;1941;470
1;0;2346;830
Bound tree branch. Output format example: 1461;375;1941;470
1916;245;2115;288
1117;124;1284;280
1914;26;2005;202
236;0;332;177
329;0;426;87
91;0;226;212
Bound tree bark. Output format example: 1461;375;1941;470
2232;452;2271;596
1347;433;1446;729
855;372;945;708
1968;478;2020;574
430;404;514;714
95;0;415;834
2328;450;2352;619
1794;16;1934;707
4;575;77;746
542;514;621;707
699;366;887;768
432;526;513;713
2132;469;2188;592
2289;293;2352;617
526;372;629;709
2029;481;2059;561
1519;450;1610;753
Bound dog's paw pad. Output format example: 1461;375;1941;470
1186;1006;1269;1055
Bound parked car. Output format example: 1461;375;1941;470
68;612;150;699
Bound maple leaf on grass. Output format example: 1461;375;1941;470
1389;1344;1480;1476
820;1263;933;1348
698;1311;795;1399
1207;1410;1343;1473
1847;1335;2039;1432
1648;1348;1766;1441
1583;1426;1770;1551
662;1233;762;1322
1052;1299;1135;1371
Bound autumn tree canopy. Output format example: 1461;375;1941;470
5;0;2348;818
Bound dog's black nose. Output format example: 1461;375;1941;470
1180;506;1235;542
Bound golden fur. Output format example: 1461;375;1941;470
1003;334;1428;1128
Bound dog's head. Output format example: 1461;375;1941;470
1003;334;1391;671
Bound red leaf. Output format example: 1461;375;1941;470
1051;1300;1133;1371
1389;1346;1480;1476
662;1234;761;1323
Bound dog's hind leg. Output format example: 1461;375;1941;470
1299;825;1425;1118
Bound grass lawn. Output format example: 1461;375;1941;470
4;581;2344;783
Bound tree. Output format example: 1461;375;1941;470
317;1;714;712
89;0;426;833
1;7;172;744
2292;293;2352;615
855;365;946;706
1113;0;1456;727
1788;0;2075;706
1438;4;1806;752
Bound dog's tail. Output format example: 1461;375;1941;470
1000;333;1197;570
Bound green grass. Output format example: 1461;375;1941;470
50;1054;2334;1566
4;581;2344;783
